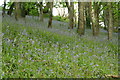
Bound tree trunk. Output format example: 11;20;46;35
39;2;44;21
69;2;74;29
48;2;53;28
90;2;99;36
15;2;21;21
21;2;26;18
2;0;6;17
94;2;100;36
78;2;85;36
108;2;113;40
7;2;14;16
65;1;74;29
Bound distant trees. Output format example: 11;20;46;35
101;2;118;40
2;1;119;40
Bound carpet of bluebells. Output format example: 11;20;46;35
2;15;118;78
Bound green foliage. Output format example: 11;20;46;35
54;2;67;8
22;2;39;16
6;2;13;8
2;19;118;78
29;8;39;16
53;16;69;22
43;7;49;13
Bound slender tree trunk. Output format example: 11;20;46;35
74;14;77;27
48;2;53;28
39;2;44;21
108;2;113;40
78;2;85;36
90;2;99;36
65;1;74;29
7;2;14;16
90;2;95;36
15;2;21;21
69;2;74;29
2;0;6;17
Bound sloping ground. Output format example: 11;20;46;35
3;15;118;44
2;15;118;78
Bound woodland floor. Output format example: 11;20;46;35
1;14;118;78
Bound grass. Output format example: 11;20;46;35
2;16;118;78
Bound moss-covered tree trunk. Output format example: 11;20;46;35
78;2;85;36
108;2;113;40
48;2;53;28
15;2;21;21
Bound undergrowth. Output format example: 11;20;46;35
2;19;118;78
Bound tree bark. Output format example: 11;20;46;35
39;2;44;21
108;2;113;40
90;2;100;36
94;2;100;36
48;2;53;28
69;2;74;29
65;1;74;29
78;2;85;36
15;2;21;21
